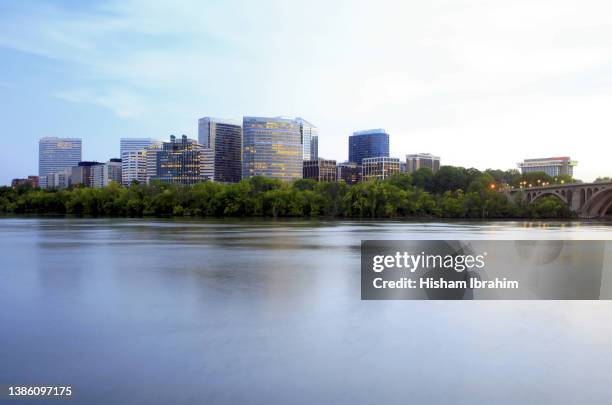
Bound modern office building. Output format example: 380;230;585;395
517;157;577;177
72;161;103;187
198;117;242;183
295;117;319;161
121;150;147;186
337;162;361;185
303;158;337;182
362;157;401;181
310;135;319;160
120;138;162;186
242;116;303;181
92;159;122;188
145;144;161;184
11;176;39;189
348;129;389;165
120;138;162;156
38;137;82;188
43;169;72;189
151;135;213;185
406;153;441;173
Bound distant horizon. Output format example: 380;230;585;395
2;1;612;184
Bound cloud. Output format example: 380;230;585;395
0;0;612;180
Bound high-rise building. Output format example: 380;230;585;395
38;137;82;188
295;117;318;161
121;150;147;186
362;157;401;181
310;135;318;160
518;157;577;177
348;129;389;165
242;116;303;182
151;135;213;185
145;144;161;184
120;138;162;156
92;159;122;188
198;117;242;183
120;138;162;186
406;153;441;173
303;158;337;182
72;161;103;187
337;162;361;185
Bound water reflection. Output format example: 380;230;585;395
0;218;611;404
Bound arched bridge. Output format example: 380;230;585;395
510;182;612;218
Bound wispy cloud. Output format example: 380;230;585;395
1;0;612;180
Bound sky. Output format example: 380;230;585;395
1;0;612;185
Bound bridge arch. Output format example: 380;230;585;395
582;188;612;218
529;191;567;205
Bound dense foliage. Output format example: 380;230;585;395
0;167;575;219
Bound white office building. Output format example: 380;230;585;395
120;138;162;186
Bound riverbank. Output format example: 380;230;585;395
1;175;575;219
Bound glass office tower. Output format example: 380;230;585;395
151;135;213;185
348;129;389;164
242;117;303;181
38;137;82;188
295;117;318;161
198;117;242;183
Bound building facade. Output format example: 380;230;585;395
362;157;401;181
518;157;577;177
295;117;318;161
242;116;303;182
303;158;337;182
38;137;82;188
92;159;122;188
121;150;147;186
406;153;441;173
120;138;162;186
72;161;103;187
151;135;213;185
43;169;72;189
337;162;361;185
348;129;389;165
145;144;161;184
198;117;242;183
310;135;318;160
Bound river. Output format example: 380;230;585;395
1;218;611;404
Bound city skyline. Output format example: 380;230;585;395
2;1;612;184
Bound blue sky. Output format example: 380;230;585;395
1;0;612;184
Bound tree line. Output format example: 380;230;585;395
0;167;574;219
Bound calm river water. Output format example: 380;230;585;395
1;218;612;404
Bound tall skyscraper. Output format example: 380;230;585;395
310;135;319;160
120;138;162;186
406;153;441;173
151;135;213;185
518;157;577;177
38;137;82;188
242;116;303;181
198;117;242;183
348;129;389;164
295;117;318;161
